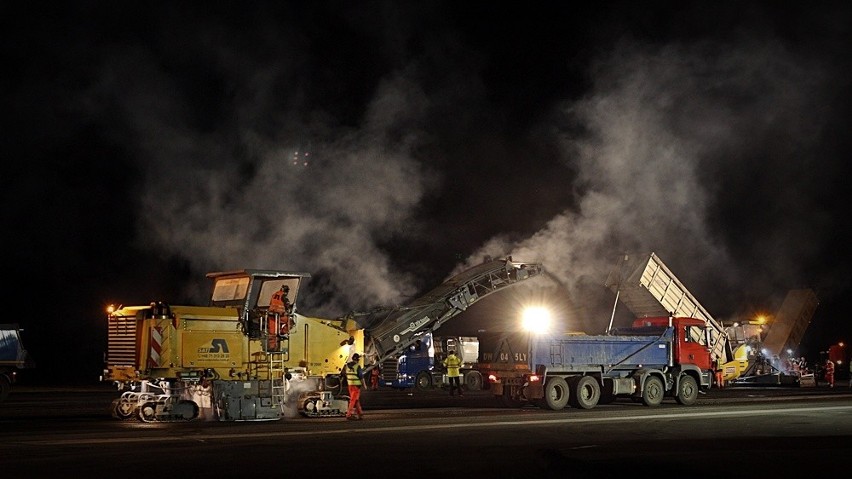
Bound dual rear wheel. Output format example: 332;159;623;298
540;375;601;411
533;373;699;410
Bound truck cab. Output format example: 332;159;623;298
627;316;714;372
379;332;483;390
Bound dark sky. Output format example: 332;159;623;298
3;1;851;384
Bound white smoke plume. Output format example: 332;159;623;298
69;5;849;344
464;37;840;330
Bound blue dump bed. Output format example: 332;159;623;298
531;327;673;373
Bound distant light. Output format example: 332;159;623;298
107;305;115;314
522;307;551;334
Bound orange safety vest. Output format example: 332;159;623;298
269;290;289;314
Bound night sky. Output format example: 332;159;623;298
4;2;851;385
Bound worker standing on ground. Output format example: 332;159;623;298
370;364;380;390
443;349;463;397
714;358;725;389
345;353;364;420
824;359;835;388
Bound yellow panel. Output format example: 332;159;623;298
182;331;246;368
284;318;363;376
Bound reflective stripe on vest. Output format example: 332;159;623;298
346;364;362;386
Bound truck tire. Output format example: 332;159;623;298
641;376;664;407
0;374;11;402
542;376;569;410
416;371;432;390
464;370;483;391
674;375;698;405
569;376;600;410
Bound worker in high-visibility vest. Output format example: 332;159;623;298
714;358;725;389
369;365;380;390
825;359;836;388
443;350;463;397
267;285;293;347
269;285;292;314
345;353;364;420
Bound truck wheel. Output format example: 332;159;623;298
570;376;600;410
416;371;432;390
641;376;664;407
0;375;11;402
464;371;483;391
674;375;698;406
542;377;569;411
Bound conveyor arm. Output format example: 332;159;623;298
352;258;543;367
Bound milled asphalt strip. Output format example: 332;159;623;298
19;404;852;446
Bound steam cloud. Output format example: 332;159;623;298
65;5;850;341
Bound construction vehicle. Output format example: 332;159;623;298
481;315;714;409
101;257;542;422
605;252;739;372
0;324;34;402
378;332;483;390
606;252;818;386
728;288;819;387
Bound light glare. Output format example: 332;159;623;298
523;307;551;334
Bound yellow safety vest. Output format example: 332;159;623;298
444;354;462;377
346;363;362;386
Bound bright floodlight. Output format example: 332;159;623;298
522;307;551;334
